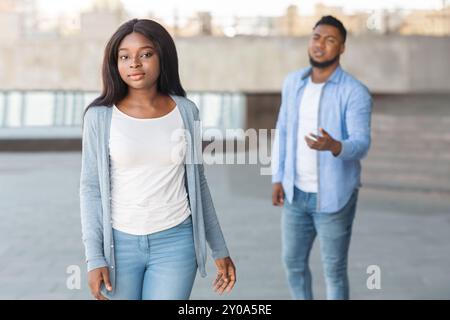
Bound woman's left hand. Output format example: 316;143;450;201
213;256;236;294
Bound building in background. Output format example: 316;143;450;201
1;0;450;133
2;1;450;39
400;5;450;36
80;0;128;41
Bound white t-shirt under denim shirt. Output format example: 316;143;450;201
295;77;325;193
109;104;191;235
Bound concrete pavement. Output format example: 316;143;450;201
1;96;449;299
0;152;449;299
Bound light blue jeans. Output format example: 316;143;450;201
281;187;358;300
104;215;197;300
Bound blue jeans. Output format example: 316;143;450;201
281;187;358;300
104;215;197;300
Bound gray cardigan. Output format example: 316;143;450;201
79;95;230;293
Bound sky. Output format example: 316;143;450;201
36;0;447;18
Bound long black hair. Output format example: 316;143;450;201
85;18;186;114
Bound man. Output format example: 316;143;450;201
271;16;372;300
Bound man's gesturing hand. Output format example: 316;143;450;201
305;128;342;156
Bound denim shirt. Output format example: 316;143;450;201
79;95;229;293
272;65;373;213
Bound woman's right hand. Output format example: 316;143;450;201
88;267;112;300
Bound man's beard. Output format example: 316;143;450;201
309;53;340;69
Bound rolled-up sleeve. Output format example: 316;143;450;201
337;85;373;161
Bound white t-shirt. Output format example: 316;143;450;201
109;104;191;235
295;77;325;193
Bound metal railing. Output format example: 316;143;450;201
0;90;246;133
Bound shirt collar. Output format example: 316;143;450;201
299;64;343;86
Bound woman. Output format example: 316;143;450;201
80;18;236;300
